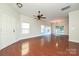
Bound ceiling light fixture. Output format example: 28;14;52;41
16;3;23;8
61;5;71;11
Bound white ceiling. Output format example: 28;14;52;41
10;3;79;20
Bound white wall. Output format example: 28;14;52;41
0;13;2;49
0;4;51;50
19;15;51;39
69;10;79;43
65;19;69;35
0;4;20;50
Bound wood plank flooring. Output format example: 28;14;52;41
0;35;79;56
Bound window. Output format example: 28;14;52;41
55;26;64;36
45;26;51;34
21;22;30;34
41;25;45;34
41;25;51;35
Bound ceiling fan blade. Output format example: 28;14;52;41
33;15;37;17
41;17;46;19
41;14;43;16
34;17;37;19
35;17;40;20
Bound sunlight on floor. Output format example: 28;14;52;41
41;38;45;46
67;48;77;54
21;42;29;56
56;42;59;47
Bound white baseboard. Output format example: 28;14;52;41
0;34;50;50
69;40;79;43
0;39;20;50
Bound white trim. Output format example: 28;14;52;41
0;39;20;50
69;40;79;43
0;34;51;50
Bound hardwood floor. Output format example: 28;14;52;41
0;35;79;56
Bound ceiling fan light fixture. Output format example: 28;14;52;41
33;11;46;20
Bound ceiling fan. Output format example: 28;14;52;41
33;11;46;20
